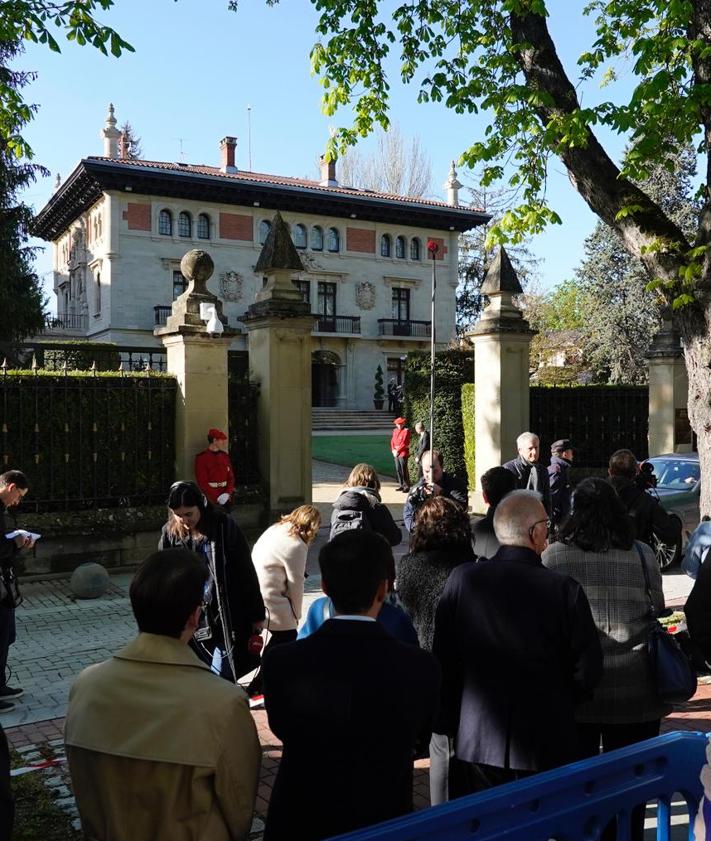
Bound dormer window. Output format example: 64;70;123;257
293;223;307;250
395;236;406;259
410;238;421;260
197;213;210;239
178;212;192;238
311;226;324;251
327;227;340;252
380;234;392;257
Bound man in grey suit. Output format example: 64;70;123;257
414;422;430;479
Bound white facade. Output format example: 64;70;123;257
36;120;485;409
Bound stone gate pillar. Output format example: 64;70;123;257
647;311;691;454
469;248;535;512
242;211;317;522
155;250;237;482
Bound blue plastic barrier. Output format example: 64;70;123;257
330;732;708;841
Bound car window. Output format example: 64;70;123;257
646;458;700;489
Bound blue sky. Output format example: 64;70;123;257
20;0;632;309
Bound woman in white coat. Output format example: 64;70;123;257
249;504;321;696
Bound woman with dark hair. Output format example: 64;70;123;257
542;477;669;841
396;495;477;806
330;463;401;545
160;481;265;681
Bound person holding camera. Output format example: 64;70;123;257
403;450;469;532
160;481;265;682
0;470;33;713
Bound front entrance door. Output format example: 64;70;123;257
312;350;340;407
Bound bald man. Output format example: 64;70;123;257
433;490;602;797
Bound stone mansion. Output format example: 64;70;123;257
33;106;487;409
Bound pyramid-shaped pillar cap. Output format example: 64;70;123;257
481;247;523;296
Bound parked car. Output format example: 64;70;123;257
643;453;700;570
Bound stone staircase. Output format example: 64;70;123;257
312;408;396;432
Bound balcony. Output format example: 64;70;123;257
315;315;361;334
377;319;431;338
40;313;88;335
154;305;172;327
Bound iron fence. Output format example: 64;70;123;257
378;319;432;337
1;369;176;513
1;342;167;373
530;386;649;467
228;351;260;486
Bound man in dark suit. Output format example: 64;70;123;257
262;531;440;841
471;466;516;558
503;431;552;514
413;421;430;479
433;490;602;797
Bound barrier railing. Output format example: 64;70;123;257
329;732;708;841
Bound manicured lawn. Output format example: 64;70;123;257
312;435;396;478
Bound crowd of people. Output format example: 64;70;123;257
0;423;702;840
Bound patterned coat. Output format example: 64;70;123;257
542;540;671;724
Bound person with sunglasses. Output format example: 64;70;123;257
160;481;265;681
432;489;602;798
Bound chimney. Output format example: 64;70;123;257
444;160;462;207
100;103;121;158
319;154;338;187
119;131;129;160
220;136;238;173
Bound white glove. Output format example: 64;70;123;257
217;493;230;505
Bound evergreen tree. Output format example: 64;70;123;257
575;144;699;384
119;121;143;160
0;40;46;344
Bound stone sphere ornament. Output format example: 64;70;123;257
69;562;110;599
180;249;215;295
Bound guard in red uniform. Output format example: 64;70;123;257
391;417;411;493
194;428;236;511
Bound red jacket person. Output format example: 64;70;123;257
195;428;236;509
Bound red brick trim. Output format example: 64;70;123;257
219;212;253;241
346;227;376;253
124;203;151;231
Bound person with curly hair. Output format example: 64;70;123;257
396;496;476;805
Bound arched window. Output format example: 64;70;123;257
197;213;210;239
380;234;391;257
159;209;172;236
259;220;272;245
178;212;192;238
327;227;340;252
311;226;324;251
410;237;421;260
293;223;307;249
395;236;406;259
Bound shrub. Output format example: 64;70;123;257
462;382;475;489
404;349;473;482
374;364;385;402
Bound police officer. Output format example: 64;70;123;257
194;428;236;512
548;439;574;530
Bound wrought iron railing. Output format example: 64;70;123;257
154;305;172;326
2;342;168;373
315;315;361;334
41;313;87;332
378;318;431;337
228;351;260;486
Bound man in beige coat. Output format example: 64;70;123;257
65;548;261;841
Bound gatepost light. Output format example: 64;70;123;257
199;302;224;336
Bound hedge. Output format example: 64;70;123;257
403;349;474;482
462;383;475;489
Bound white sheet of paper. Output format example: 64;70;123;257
5;529;41;542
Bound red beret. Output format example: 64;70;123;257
208;427;228;440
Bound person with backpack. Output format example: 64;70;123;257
330;463;402;546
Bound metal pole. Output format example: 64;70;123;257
247;106;252;171
427;240;439;453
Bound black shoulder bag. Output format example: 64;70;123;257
634;542;696;704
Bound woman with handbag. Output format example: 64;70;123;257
543;477;670;841
160;481;265;682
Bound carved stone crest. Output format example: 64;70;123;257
355;281;376;310
219;271;243;302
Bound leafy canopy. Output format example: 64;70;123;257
296;0;707;251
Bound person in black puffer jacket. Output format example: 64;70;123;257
396;495;476;806
330;463;402;546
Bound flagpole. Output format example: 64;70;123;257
426;239;439;453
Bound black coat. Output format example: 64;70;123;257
397;547;475;651
548;455;573;526
262;619;440;841
503;456;552;514
403;472;469;531
433;545;602;772
0;503;17;570
331;488;402;546
471;511;500;559
685;558;711;665
416;430;430;461
609;477;681;549
159;508;264;677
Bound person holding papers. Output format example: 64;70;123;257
0;470;35;713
